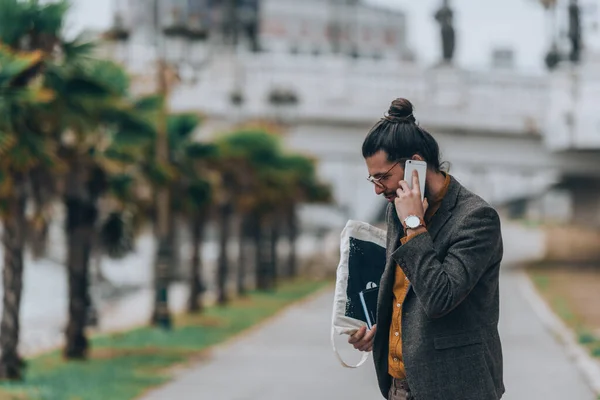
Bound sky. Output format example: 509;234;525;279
66;0;600;74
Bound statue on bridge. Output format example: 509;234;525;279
568;0;581;63
434;0;455;64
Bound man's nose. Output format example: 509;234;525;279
374;185;385;195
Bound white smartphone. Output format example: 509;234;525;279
404;160;427;201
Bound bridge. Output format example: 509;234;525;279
166;51;600;227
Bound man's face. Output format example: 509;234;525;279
365;151;404;203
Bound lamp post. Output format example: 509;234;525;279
105;0;211;329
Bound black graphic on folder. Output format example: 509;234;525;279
344;237;386;325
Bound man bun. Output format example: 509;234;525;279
386;98;416;123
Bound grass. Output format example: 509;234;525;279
0;279;331;400
527;266;600;361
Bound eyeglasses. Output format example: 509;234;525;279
366;161;401;189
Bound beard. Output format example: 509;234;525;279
383;185;428;202
384;191;397;202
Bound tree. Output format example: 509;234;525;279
165;113;215;312
50;60;154;359
213;130;282;296
213;129;332;292
10;26;155;358
0;0;67;379
274;154;332;278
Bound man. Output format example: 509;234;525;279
349;98;504;400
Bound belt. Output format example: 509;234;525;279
392;378;410;392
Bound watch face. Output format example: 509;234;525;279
405;215;420;228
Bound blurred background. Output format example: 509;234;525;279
0;0;600;399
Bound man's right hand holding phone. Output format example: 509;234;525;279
348;325;377;352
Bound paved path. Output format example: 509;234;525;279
142;287;380;400
499;268;594;400
141;269;596;400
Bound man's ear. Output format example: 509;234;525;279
411;154;424;161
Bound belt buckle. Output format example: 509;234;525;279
398;379;409;391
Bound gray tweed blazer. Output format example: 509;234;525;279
373;176;505;400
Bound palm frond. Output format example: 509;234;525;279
187;179;212;209
185;142;218;160
108;173;135;201
87;59;130;97
104;144;140;165
107;107;156;144
168;113;201;145
33;0;69;37
0;0;35;48
64;75;113;98
144;161;176;187
61;36;95;63
134;94;163;113
0;132;16;156
0;45;44;88
217;129;281;166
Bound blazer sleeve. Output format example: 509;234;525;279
391;205;502;319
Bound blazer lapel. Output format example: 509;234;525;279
377;204;403;329
426;176;461;241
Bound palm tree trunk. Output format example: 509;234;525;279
269;221;279;290
254;215;270;291
167;215;181;280
188;211;206;313
287;208;298;278
217;202;233;305
29;221;48;260
0;183;27;380
253;216;262;290
237;215;249;296
28;166;52;260
64;197;96;359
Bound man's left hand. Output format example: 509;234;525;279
394;170;428;224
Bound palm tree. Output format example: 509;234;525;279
0;46;55;381
0;0;70;378
213;130;283;296
22;32;155;358
275;154;332;278
222;133;333;289
51;61;154;359
165;113;215;312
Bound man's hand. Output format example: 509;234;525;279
395;170;428;224
348;325;377;352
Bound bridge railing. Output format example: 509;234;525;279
210;53;551;135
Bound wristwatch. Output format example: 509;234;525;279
403;215;425;230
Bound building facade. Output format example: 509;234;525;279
120;0;410;60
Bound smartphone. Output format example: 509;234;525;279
359;287;378;330
404;160;427;201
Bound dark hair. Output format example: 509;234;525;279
362;98;444;171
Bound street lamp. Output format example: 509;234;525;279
104;0;211;330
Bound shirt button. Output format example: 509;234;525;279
396;303;401;307
393;357;399;362
395;332;399;337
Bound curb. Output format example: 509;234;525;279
516;269;600;396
